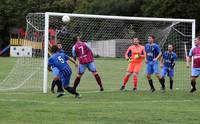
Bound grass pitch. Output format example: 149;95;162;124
0;57;200;124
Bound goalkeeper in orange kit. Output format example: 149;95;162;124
120;38;146;91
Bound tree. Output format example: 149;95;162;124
75;0;144;16
1;0;200;50
141;0;200;34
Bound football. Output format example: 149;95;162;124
62;15;70;23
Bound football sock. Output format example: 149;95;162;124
148;79;155;89
65;87;78;95
51;80;56;92
123;75;130;86
191;80;196;89
56;80;64;92
94;74;103;89
159;78;165;89
133;76;138;89
73;77;81;90
170;80;173;90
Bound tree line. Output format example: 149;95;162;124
0;0;200;48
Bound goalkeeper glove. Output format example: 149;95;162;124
134;54;141;59
128;58;132;62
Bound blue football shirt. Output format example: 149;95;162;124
145;43;161;61
162;51;177;68
48;52;70;71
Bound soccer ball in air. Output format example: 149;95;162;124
62;15;70;23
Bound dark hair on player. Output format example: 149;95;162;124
72;34;80;43
149;35;155;39
51;45;59;53
196;36;200;41
72;35;78;43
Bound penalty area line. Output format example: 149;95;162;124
0;98;200;105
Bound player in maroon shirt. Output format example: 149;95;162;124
72;35;104;91
187;36;200;93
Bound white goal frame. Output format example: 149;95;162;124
43;12;196;93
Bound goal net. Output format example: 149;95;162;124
0;12;195;92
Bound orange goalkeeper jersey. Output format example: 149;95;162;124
125;45;146;63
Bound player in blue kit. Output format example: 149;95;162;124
145;35;165;92
50;44;64;97
49;44;67;97
160;45;177;90
48;45;81;98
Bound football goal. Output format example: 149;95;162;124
0;12;195;93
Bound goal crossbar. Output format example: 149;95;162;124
44;12;195;22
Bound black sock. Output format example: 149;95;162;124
159;78;165;89
65;87;78;95
148;79;155;89
191;80;196;89
73;77;81;90
170;80;173;90
51;80;56;92
55;80;64;92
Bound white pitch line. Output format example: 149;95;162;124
0;98;199;105
0;92;43;95
80;89;117;94
0;89;118;95
0;88;190;95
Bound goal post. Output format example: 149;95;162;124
191;20;196;69
43;13;49;93
0;12;195;93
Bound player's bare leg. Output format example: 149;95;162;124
120;72;132;91
190;77;197;93
92;72;104;91
147;74;155;92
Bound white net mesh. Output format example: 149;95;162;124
0;13;194;92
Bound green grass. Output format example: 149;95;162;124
0;57;200;124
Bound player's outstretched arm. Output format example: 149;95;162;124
140;46;146;59
157;52;162;60
153;52;162;61
172;62;176;69
125;47;131;60
172;54;177;69
160;57;164;68
186;56;191;68
68;57;78;68
144;53;148;64
72;46;77;61
186;48;193;68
